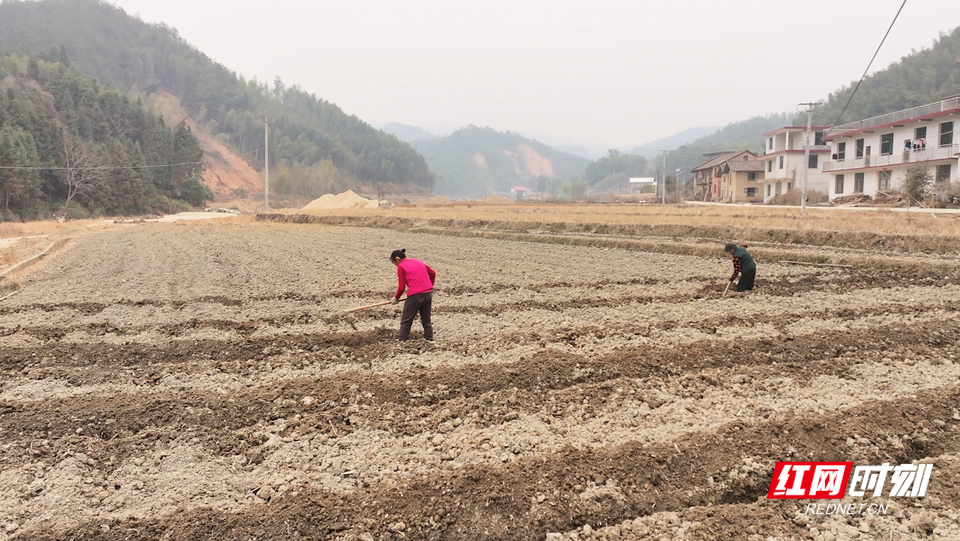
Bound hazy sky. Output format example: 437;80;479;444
109;0;957;148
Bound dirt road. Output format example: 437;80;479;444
1;221;959;540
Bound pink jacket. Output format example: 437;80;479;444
395;258;436;299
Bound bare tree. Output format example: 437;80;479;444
107;114;132;139
59;131;104;206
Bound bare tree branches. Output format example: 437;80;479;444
59;130;104;206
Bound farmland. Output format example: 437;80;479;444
1;206;960;540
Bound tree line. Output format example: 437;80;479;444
0;0;435;198
807;27;960;127
0;50;208;220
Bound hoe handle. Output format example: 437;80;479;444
722;280;732;298
344;298;404;313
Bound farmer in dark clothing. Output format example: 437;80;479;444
725;243;756;292
390;249;436;341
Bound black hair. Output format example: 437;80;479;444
390;249;406;261
724;243;737;252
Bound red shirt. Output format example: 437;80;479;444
395;258;436;299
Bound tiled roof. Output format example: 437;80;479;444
692;150;753;172
726;161;765;172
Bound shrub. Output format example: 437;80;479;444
62;201;91;220
180;178;215;207
904;161;932;204
145;195;192;215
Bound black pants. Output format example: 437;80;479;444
736;267;756;292
398;291;433;341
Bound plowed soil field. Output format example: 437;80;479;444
2;220;960;540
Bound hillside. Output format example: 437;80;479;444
381;122;435;143
626;126;719;158
0;0;434;198
411;126;590;198
0;50;209;220
661;113;792;176
661;27;959;182
806;27;960;126
141;91;261;197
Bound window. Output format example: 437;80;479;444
815;132;824;146
941;121;954;146
835;174;845;194
937;164;952;183
854;173;864;193
767;160;772;173
743;155;748;161
837;142;846;161
915;126;927;140
808;154;819;169
879;170;891;190
880;133;894;155
779;156;784;169
767;184;771;197
768;137;773;150
855;139;864;158
787;182;792;191
745;187;756;197
747;172;757;181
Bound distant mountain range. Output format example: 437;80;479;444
626;126;720;158
411;126;590;198
381;122;436;142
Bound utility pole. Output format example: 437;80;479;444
798;102;821;214
264;116;270;211
660;151;669;204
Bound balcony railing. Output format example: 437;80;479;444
822;144;959;172
825;97;960;137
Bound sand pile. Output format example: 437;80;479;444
303;190;379;210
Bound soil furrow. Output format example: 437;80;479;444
3;290;956;383
24;384;960;541
2;318;957;475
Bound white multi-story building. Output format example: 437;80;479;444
822;95;959;200
759;127;832;203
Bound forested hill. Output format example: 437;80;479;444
658;113;792;180
1;50;208;220
662;27;959;180
626;126;719;159
411;126;590;198
0;0;434;197
804;27;960;127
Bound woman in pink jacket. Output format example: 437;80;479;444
390;249;436;341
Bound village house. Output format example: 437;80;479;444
719;160;765;202
821;95;959;200
691;150;757;201
760;127;832;202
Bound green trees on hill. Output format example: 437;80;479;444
583;150;648;188
655;113;791;179
660;29;959;179
0;0;435;195
0;51;207;220
809;28;960;127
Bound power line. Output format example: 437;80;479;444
828;0;908;131
0;159;206;171
0;146;265;171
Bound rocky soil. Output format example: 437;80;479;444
1;221;959;540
